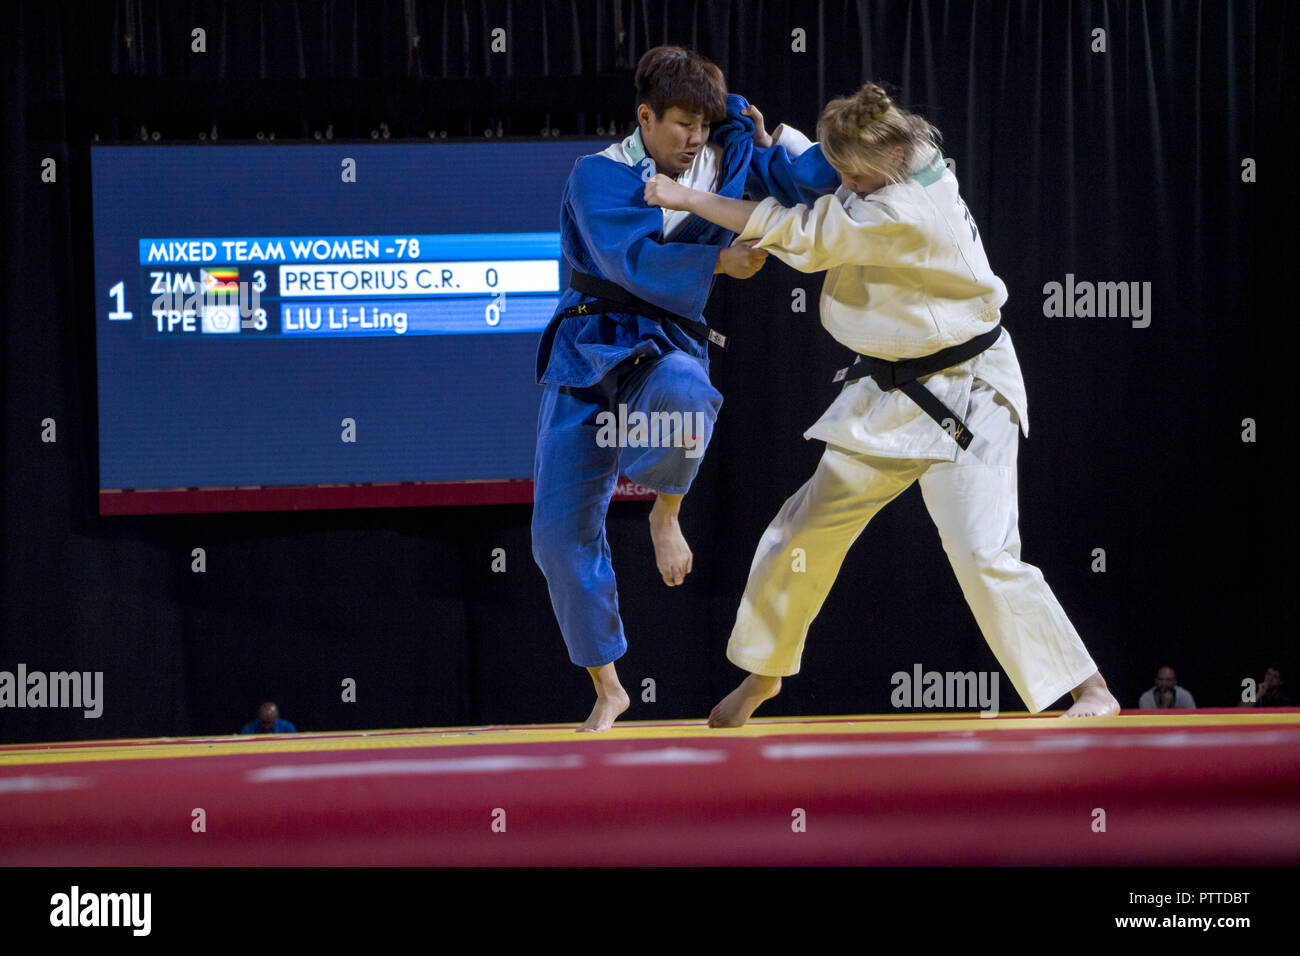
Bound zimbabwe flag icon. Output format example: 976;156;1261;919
200;267;239;292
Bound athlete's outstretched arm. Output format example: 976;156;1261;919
645;174;758;234
650;172;912;274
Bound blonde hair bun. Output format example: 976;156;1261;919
854;83;893;125
816;82;941;186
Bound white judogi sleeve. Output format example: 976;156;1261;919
773;124;815;156
739;190;914;272
736;152;1030;461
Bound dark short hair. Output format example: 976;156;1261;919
634;46;727;123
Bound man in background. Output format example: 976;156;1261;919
240;700;298;733
1138;666;1196;709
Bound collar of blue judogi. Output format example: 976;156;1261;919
622;127;656;179
622;124;743;249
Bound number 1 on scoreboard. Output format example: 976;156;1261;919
107;281;133;321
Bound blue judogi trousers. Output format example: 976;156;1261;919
531;350;723;667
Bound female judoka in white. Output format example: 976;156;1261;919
645;84;1121;723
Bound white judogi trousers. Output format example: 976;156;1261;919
726;379;1097;714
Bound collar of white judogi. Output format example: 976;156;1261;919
910;149;947;186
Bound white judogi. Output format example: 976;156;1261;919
726;143;1097;713
743;145;1029;460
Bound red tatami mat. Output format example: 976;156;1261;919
3;711;1298;865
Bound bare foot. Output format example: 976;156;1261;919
578;663;630;732
649;505;692;587
709;674;782;727
1061;671;1121;717
579;688;630;731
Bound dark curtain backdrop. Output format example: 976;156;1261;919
1;1;1293;742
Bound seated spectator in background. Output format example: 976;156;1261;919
1138;666;1196;709
240;701;297;734
1241;667;1292;708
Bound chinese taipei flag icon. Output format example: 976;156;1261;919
199;267;241;333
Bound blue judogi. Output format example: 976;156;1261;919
532;94;838;668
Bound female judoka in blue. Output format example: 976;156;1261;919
531;46;839;730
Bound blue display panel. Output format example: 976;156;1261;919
91;141;601;510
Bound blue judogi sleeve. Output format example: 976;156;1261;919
746;142;840;205
711;93;840;207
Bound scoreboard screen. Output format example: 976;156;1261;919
89;140;643;515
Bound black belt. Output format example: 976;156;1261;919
556;271;728;349
831;324;1003;450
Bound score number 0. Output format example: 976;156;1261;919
484;267;502;326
